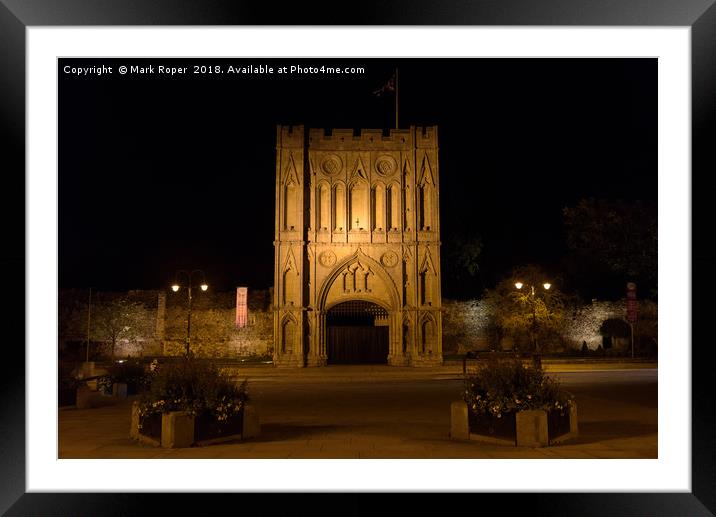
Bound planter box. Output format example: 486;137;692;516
130;402;261;448
162;412;195;448
58;387;76;407
112;382;128;399
76;386;104;409
470;409;517;442
131;403;162;446
194;412;244;446
450;401;578;447
547;404;579;445
242;404;261;439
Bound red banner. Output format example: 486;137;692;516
236;287;248;328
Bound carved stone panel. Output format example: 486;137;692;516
381;251;399;267
319;250;337;267
374;155;398;178
320;154;343;176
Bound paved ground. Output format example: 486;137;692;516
58;363;657;459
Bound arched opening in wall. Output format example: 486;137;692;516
326;300;389;364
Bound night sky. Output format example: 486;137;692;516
59;58;656;299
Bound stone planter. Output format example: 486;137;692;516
58;387;76;407
162;411;195;448
450;401;578;447
112;382;128;399
131;404;161;446
75;386;105;409
131;401;261;448
194;412;243;446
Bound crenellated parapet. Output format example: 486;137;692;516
306;127;436;151
276;124;305;149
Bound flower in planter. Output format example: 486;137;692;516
97;376;113;395
136;359;249;425
463;356;573;420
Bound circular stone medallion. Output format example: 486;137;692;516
375;155;398;177
321;155;342;176
381;251;399;267
319;251;337;267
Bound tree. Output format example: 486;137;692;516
58;289;92;361
91;295;150;360
442;227;483;299
483;265;567;352
563;198;657;296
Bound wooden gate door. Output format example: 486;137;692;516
327;326;389;364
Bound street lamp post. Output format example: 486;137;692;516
515;281;551;369
171;270;208;357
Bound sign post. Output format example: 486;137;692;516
626;282;638;358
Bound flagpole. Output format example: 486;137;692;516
395;67;399;129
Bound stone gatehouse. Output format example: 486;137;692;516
273;126;443;367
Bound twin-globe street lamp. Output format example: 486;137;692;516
514;281;551;369
171;270;208;356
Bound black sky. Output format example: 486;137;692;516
58;58;656;298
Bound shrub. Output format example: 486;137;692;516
463;357;573;419
136;359;248;426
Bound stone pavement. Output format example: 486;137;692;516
58;363;657;459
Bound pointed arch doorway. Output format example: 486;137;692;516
326;300;389;364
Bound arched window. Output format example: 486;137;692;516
387;184;400;230
318;183;330;230
402;323;411;353
372;183;385;231
403;184;411;230
333;183;345;231
284;183;296;230
349;181;367;230
421;318;435;355
282;319;296;354
419;184;432;230
283;270;296;306
420;270;432;306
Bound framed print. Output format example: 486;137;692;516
2;0;714;515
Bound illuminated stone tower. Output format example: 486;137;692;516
273;125;442;367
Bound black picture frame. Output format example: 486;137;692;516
2;1;713;515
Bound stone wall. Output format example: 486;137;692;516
59;289;657;358
161;290;273;358
58;288;273;359
441;298;658;354
441;299;492;354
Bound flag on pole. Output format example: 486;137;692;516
373;72;396;96
373;68;399;129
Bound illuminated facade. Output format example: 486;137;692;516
273;126;443;367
